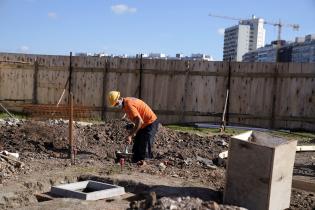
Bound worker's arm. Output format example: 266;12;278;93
126;116;143;144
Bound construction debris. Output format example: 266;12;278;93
197;156;217;169
0;151;25;183
296;145;315;152
0;118;23;127
1;150;19;159
129;194;248;210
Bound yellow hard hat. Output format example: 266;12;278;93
108;91;120;106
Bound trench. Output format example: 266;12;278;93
35;174;222;202
1;174;222;210
77;174;222;203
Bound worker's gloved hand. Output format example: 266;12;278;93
125;123;134;131
126;135;132;145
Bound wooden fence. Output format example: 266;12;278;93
0;53;314;131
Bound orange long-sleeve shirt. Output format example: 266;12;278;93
123;97;157;129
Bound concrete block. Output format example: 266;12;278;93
50;180;125;200
223;131;297;210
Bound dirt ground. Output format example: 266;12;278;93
0;119;314;210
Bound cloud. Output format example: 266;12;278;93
48;12;57;19
19;46;29;53
111;4;137;15
217;28;225;36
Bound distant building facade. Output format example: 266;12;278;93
223;16;265;61
242;34;315;63
291;34;315;63
73;52;215;61
190;53;213;61
278;45;293;62
148;53;166;59
242;42;278;62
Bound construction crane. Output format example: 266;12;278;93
209;13;300;49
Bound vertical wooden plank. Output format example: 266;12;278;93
142;58;159;110
228;61;241;125
139;54;143;99
299;63;314;131
270;63;279;129
165;60;186;123
181;60;190;122
286;63;302;129
215;62;229;124
101;58;109;121
274;62;288;129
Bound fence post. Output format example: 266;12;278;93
32;58;39;104
101;58;109;121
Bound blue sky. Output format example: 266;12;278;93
1;0;314;60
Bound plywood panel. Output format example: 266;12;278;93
228;62;277;128
209;62;228;124
114;58;139;97
277;62;301;129
37;66;69;104
164;60;186;123
141;59;159;107
72;70;103;106
0;63;34;101
285;63;302;129
229;62;243;125
185;61;205;113
301;63;315;130
247;63;268;127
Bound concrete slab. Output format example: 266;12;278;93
50;180;125;200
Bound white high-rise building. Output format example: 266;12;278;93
223;16;266;61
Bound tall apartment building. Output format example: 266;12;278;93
223;16;265;61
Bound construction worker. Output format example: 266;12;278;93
108;91;159;166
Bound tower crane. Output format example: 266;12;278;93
209;13;299;49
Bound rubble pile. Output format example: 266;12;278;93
0;151;25;184
0;119;228;187
0;118;24;127
0;119;228;161
129;192;247;210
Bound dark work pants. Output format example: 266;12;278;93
132;120;159;162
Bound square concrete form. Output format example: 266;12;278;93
50;180;125;200
223;131;297;210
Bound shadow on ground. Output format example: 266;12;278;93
78;175;222;203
